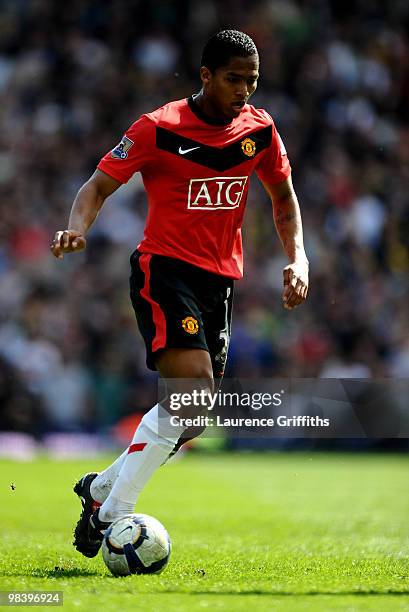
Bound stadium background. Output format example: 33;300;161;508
0;0;408;445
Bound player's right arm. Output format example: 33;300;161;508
51;170;121;259
51;114;154;259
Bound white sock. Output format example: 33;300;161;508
90;449;128;503
98;404;186;522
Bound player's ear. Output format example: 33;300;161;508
200;66;212;86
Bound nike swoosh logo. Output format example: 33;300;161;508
178;146;200;155
118;525;133;535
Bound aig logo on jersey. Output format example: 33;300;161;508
111;135;134;159
188;176;248;210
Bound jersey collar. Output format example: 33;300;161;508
187;95;233;126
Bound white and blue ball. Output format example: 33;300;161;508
101;513;171;576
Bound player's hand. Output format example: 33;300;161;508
282;260;309;310
50;230;86;259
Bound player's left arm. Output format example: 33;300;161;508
262;175;309;310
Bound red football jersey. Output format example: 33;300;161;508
98;97;291;279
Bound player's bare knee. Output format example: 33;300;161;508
175;383;213;420
190;364;214;384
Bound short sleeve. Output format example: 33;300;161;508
256;122;291;184
97;115;155;184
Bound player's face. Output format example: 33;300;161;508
201;54;259;120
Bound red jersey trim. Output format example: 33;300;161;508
139;254;167;352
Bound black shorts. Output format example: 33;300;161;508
129;251;234;376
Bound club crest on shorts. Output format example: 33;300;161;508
182;316;199;334
241;137;256;157
111;135;134;159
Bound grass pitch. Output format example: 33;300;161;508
0;452;408;611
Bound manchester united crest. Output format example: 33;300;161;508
241;137;256;157
182;316;199;334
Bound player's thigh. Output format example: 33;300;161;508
155;347;213;380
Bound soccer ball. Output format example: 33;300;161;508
101;514;171;576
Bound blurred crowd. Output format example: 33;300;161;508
0;0;408;434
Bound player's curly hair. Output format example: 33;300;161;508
201;30;258;72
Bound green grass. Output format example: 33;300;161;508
0;452;408;611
